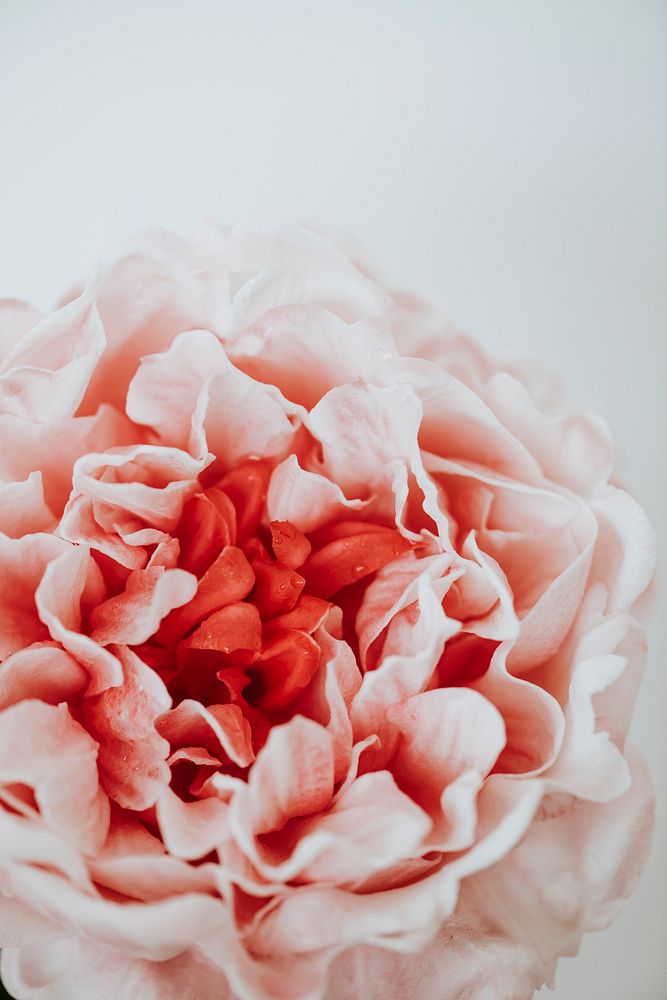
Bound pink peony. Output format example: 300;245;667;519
0;222;655;1000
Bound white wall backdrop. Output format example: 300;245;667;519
1;2;665;997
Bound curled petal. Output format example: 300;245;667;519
389;688;506;850
0;296;106;424
35;545;123;695
82;647;171;810
0;700;109;854
0;472;54;538
90;566;197;645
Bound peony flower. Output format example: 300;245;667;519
0;222;655;1000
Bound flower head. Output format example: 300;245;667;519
0;222;655;1000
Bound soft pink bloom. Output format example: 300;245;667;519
0;222;655;999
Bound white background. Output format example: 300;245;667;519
0;1;665;997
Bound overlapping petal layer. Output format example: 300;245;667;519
0;223;655;1000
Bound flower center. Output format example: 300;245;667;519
134;458;411;753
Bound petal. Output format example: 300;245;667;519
223;220;390;336
0;896;66;948
266;455;367;534
157;699;254;769
325;928;542;1000
0;472;54;537
68;444;203;533
157;547;255;645
289;771;432;886
350;573;460;760
156;786;228;861
484;372;615;497
229;304;397;409
0;533;68;659
0;405;139;517
395;358;542;482
34;545;123;695
126;329;228;451
544;653;630;802
443;749;653;992
82;647;171;810
472;644;564;777
79;228;231;415
236;715;334;837
0;299;43;365
0;643;88;710
195;366;300;473
590;486;656;611
0;700;109;854
1;939;230;1000
306;383;447;540
388;688;506;850
0;863;231;961
0;296;106;424
355;551;451;668
89;566;197;645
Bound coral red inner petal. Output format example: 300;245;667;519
302;528;412;598
215;459;273;543
176;493;230;577
251;560;305;618
268;595;331;634
180;602;263;656
249;629;321;712
269;520;312;569
156;546;255;645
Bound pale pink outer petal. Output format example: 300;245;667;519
390;357;542;482
67;444;203;532
296;619;360;783
193;365;302;473
472;644;564;777
505;500;597;671
229;304;398;409
0;405;140;516
0;296;106;424
1;939;231;1000
0;812;92;892
590;486;656;612
266;455;367;533
249;776;542;960
157;699;255;769
233;716;335;839
155;786;229;861
268;771;432;886
0;644;88;710
355;551;452;668
126;328;229;450
34;545;123;695
350;573;460;760
544;652;631;802
388;688;506;851
223;220;391;336
82;647;171;811
0;897;66;948
322;747;651;1000
306;382;448;540
0;473;55;537
0;868;235;972
325;931;541;1000
88;566;197;645
0;300;43;365
483;371;615;498
0;701;109;854
79;228;232;414
0;533;71;659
